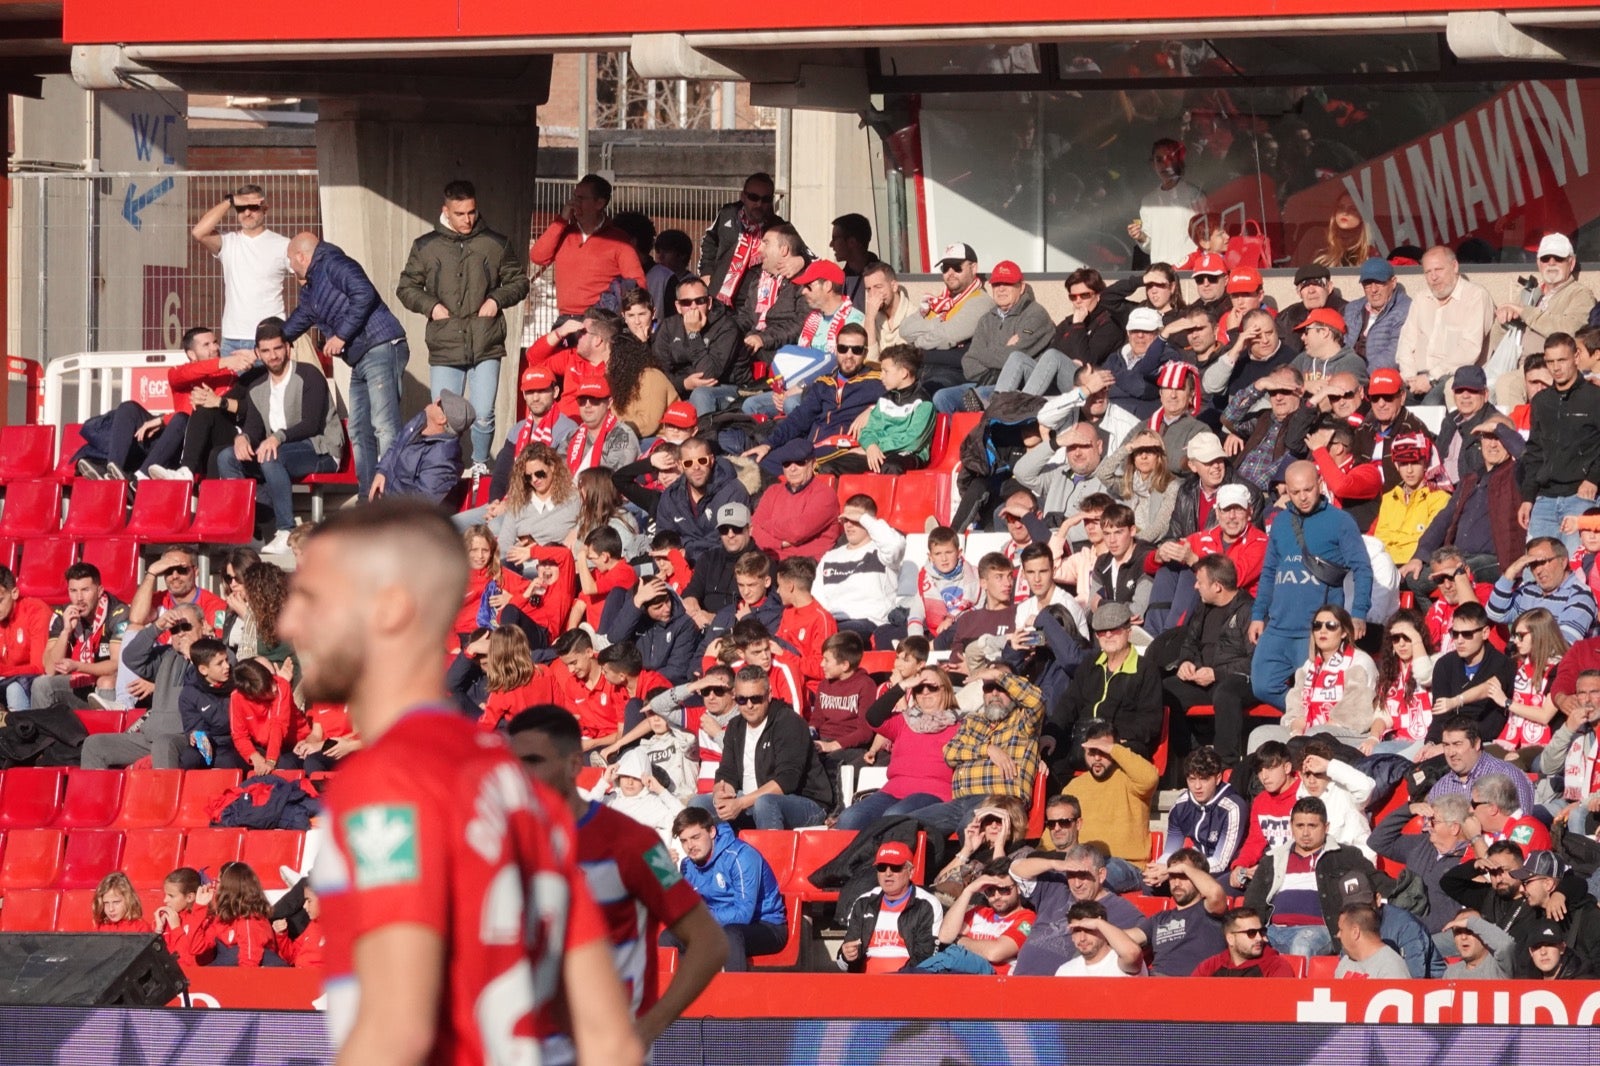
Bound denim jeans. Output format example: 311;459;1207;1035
933;385;992;414
689;384;742;416
834;790;943;832
217;439;339;532
1250;627;1308;710
741;392;781;417
348;339;409;498
454;504;491;532
912;795;988;838
430;359;500;464
1267;923;1333;958
996;348;1075;395
3;678;32;712
664;921;787;974
220;338;255;357
910;943;997;974
1529;494;1592;555
689;791;828;830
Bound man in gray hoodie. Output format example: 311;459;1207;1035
79;604;202;769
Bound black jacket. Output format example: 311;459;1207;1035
1049;650;1163;758
1246;844;1386;938
699;202;788;298
715;703;833;808
1275;293;1348;354
1435;404;1498;483
1091;542;1155;613
839;886;942;973
697;594;786;660
734;270;807;353
1427;647;1516;742
1521;377;1600;500
1441;859;1597;958
1173;592;1256;680
602;594;702;686
652;303;744;391
1166;475;1262;541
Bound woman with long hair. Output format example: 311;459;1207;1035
1095;429;1179;541
572;467;643;560
197;862;277;966
932;794;1031;901
1367;608;1437;757
606;332;678;439
492;442;581;566
1275;605;1379;744
1495;607;1567;755
1312;193;1378;268
836;665;962;831
475;626;555;732
238;561;292;665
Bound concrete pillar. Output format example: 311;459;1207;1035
315;98;537;447
787;109;875;258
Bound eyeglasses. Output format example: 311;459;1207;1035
166;565;193;576
1450;625;1485;638
1193;274;1224;284
732;695;768;706
167;621;194;635
875;862;909;872
1312;619;1343;632
717;525;746;536
1513;630;1532;641
1231;927;1267;938
836;344;868;355
1068;291;1096;302
682;456;713;469
576;396;607;406
677;296;710;307
527;468;551;481
701;685;730;697
910;683;940;695
1044;817;1079;829
1432;566;1467;585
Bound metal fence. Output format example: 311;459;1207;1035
7;170;321;363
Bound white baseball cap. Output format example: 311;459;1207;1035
1127;307;1164;332
1217;484;1252;511
1537;233;1575;259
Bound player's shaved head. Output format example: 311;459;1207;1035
316;499;466;636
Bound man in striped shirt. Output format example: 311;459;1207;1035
1487;536;1597;644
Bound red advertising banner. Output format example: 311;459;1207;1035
1283;79;1599;260
173;967;325;1011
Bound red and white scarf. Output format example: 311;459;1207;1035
1563;729;1600;803
925;277;982;319
798;297;857;352
516;406;562;452
70;594;112;663
715;217;765;306
1381;662;1433;741
1301;646;1354;729
566;410;618;473
753;272;784;330
1497;657;1556;749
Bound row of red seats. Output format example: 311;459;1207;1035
0;423;86;487
0;826;304;892
0;886;170;933
0;477;256;544
0;767;305;832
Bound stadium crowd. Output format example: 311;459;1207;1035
6;165;1600;1037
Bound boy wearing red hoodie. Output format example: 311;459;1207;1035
1229;740;1301;889
776;556;838;697
228;659;309;775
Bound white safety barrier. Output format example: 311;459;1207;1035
41;349;188;427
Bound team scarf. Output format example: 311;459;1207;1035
798;296;857;351
753;271;784;330
1301;645;1355;729
904;699;959;735
925;277;983;318
1146;361;1202;432
69;594;112;663
1563;728;1600;803
715;217;765;306
1381;661;1434;741
565;410;618;473
1498;657;1557;749
516;406;563;451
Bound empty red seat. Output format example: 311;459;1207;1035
0;768;66;830
0;829;64;890
935;412;982;472
61;478;128;538
52;770;125;829
243;830;305;889
173;769;243;828
0;426;57;485
1122;893;1171;918
51;424;87;487
55;889;99;932
0;480;63;539
114;770;183;829
835;473;892;512
303;437;358;522
927;413;953;468
125;480;193;542
121;828;186;886
57;829;126;889
0;889;60;931
1306;955;1339;980
181;827;245;877
793;829;857;903
736;830;798;892
884;469;948;530
749;894;804;969
0;537;16;572
14;536;75;602
858;650;897;676
190;479;257;545
1281;954;1310;977
79;537;141;604
73;710;127;736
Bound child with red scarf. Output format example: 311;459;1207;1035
1366;610;1436;758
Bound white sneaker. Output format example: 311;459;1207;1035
155;464;194;481
262;530;293;554
465;461;491;479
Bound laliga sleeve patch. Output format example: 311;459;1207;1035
646;843;683;890
344;804;421;889
1510;824;1534;846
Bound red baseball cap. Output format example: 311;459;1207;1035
791;260;846;289
575;378;612;399
990;260;1024;285
875;842;913;867
520;366;556;391
1294;307;1347;335
1189;253;1227;277
1226;267;1263;294
660;402;698;430
1368;368;1405;397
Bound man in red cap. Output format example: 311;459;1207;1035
565;378;639;475
1374;431;1450;567
931;259;1056;413
1355;367;1436;465
1291;307;1368;389
1189;253;1230;318
1215;266;1270;348
838;840;944;974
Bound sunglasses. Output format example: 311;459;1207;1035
527;468;551;480
682;456;713;469
744;192;776;204
732;695;768;706
1369;392;1401;402
1193;274;1224;284
1312;619;1343;632
836;344;868;356
1539;254;1568;263
167;621;194;635
677;296;710;307
910;683;940;695
717;525;746;536
1094;625;1129;635
576;396;607;406
981;681;1005;694
1232;927;1267;938
1264;388;1299;397
1432;566;1467;585
1067;291;1097;302
940;263;966;274
1044;817;1079;829
1453;386;1487;395
1326;390;1357;402
1143;280;1172;289
1131;447;1164;457
233;203;264;213
165;565;193;576
1296;279;1328;289
1513;631;1532;641
701;685;730;697
1389;632;1414;644
1450;625;1485;638
875;862;909;872
780;457;813;468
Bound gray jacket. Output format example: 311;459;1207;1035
962;286;1056;381
122;625;191;739
238;362;345;459
494;495;581;556
897;290;996;353
1013;441;1106;526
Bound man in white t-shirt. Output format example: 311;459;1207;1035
191;183;293;356
1054;899;1147;976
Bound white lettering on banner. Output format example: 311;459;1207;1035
1293;986;1600;1025
1337;80;1588;253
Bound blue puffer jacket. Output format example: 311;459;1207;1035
655;456;751;557
283;240;407;365
374;412;463;503
1342;286;1413;372
678;822;786;927
1253;497;1373;632
602;593;702;685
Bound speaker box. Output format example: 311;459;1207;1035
0;933;185;1006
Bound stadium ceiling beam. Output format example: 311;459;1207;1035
1446;11;1600;66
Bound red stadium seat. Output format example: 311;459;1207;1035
61;479;128;538
56;889;99;932
173;769;243;828
1121;893;1170;917
0;537;15;572
0;426;57;485
0;768;66;830
927;414;954;468
0;480;63;539
1149;830;1165;863
1025;768;1051;839
302;437;358;522
1306;955;1339;980
1280;954;1310;977
80;537;141;604
575;766;605;793
748;894;805;969
114;770;183;829
73;710;127;736
52;770;126;829
121;828;186;886
14;536;76;602
834;473;892;512
180;827;245;878
858;651;897;677
736;830;798;891
57;829;126;889
793;829;857;903
51;424;87;487
242;830;305;889
190;479;257;545
1151;709;1171;777
125;479;194;542
0;889;60;931
885;469;949;531
0;829;64;890
934;412;982;473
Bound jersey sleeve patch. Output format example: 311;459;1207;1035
645;843;683;891
1510;823;1534;846
343;803;421;889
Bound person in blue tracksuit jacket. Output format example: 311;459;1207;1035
1250;460;1373;710
670;808;788;971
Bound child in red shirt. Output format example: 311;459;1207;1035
194;862;278;967
93;872;152;933
456;524;530;641
153;867;214;967
570;526;636;631
647;532;694;596
294;702;362;774
476;627;558;732
272;882;325;968
776;557;838;692
229;659;310;775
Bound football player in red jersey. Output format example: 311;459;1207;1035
280;499;641;1066
509;706;727;1047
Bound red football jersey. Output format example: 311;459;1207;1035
316;707;608;1066
574;802;700;1017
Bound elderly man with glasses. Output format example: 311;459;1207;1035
1487;535;1597;644
839;842;944;974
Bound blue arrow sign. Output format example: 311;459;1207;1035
122;177;175;231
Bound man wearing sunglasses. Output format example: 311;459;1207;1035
699;172;783;304
1193;905;1296;976
693;666;833;831
129;547;227;633
765;260;866;398
654;276;742;416
898;243;995;393
1487;535;1596;644
191;183;292;357
1492;233;1595;367
838;842;943;973
744;325;884;479
80;603;203;771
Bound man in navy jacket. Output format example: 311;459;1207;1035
284;232;409;498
